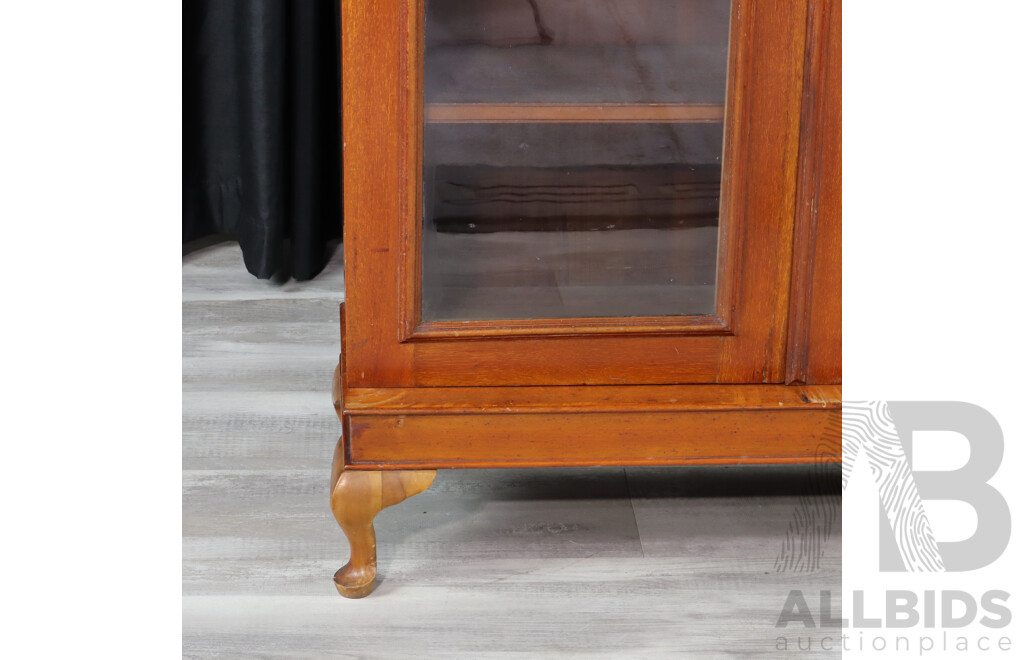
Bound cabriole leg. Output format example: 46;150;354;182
329;439;435;598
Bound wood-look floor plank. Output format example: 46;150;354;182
626;465;842;562
183;324;339;357
182;357;337;393
183;392;337;469
183;557;839;658
183;298;343;326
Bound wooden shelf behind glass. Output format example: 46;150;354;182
424;103;724;124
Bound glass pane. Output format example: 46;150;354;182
421;0;731;322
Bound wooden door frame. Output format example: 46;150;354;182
342;0;812;387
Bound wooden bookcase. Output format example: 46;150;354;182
332;0;841;597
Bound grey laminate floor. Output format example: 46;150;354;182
183;241;841;659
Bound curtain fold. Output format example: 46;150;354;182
183;0;341;280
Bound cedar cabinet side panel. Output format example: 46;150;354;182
805;0;841;384
787;0;841;385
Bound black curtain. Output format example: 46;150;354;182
183;0;341;280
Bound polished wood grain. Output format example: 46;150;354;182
409;315;730;341
714;0;809;384
340;381;839;469
330;436;436;598
424;102;725;123
787;0;842;385
413;335;723;385
345;384;840;414
342;0;415;386
345;409;840;469
343;0;812;385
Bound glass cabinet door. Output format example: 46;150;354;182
420;0;731;322
341;0;805;385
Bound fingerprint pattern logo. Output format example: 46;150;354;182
773;411;841;572
842;401;945;572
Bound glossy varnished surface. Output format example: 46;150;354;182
345;383;841;413
341;382;840;468
344;0;814;386
345;409;839;469
787;0;841;385
183;242;839;657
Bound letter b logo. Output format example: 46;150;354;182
843;402;1011;572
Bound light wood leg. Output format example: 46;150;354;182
330;439;435;598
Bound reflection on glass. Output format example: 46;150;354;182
421;0;731;322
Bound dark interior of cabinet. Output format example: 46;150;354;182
430;164;721;234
